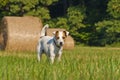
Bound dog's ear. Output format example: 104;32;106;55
53;31;58;35
53;31;56;35
63;31;69;37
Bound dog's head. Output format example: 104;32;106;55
53;31;69;47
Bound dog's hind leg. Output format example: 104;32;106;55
37;44;43;62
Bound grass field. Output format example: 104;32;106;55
0;46;120;80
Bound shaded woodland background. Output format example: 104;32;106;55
0;0;120;46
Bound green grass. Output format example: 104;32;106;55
0;46;120;80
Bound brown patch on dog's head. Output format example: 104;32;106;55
53;31;59;40
63;31;67;37
63;31;69;37
62;31;67;40
55;31;59;39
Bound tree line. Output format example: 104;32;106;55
0;0;120;46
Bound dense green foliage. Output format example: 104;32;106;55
0;0;120;46
107;0;120;18
95;20;120;46
0;47;120;80
0;0;58;20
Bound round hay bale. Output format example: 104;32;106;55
46;28;75;50
0;16;42;51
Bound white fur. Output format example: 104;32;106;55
37;24;69;63
40;24;49;37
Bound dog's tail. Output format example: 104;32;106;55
40;24;49;37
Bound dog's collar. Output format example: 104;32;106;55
53;38;61;48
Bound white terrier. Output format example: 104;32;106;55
37;24;69;63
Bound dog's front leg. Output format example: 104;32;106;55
58;50;62;62
50;53;55;64
49;48;55;64
58;47;63;62
49;45;56;64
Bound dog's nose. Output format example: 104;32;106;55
60;42;63;46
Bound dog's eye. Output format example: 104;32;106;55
62;37;65;39
56;37;59;39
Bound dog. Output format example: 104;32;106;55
37;24;69;63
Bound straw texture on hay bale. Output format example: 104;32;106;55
0;16;42;51
46;28;74;50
